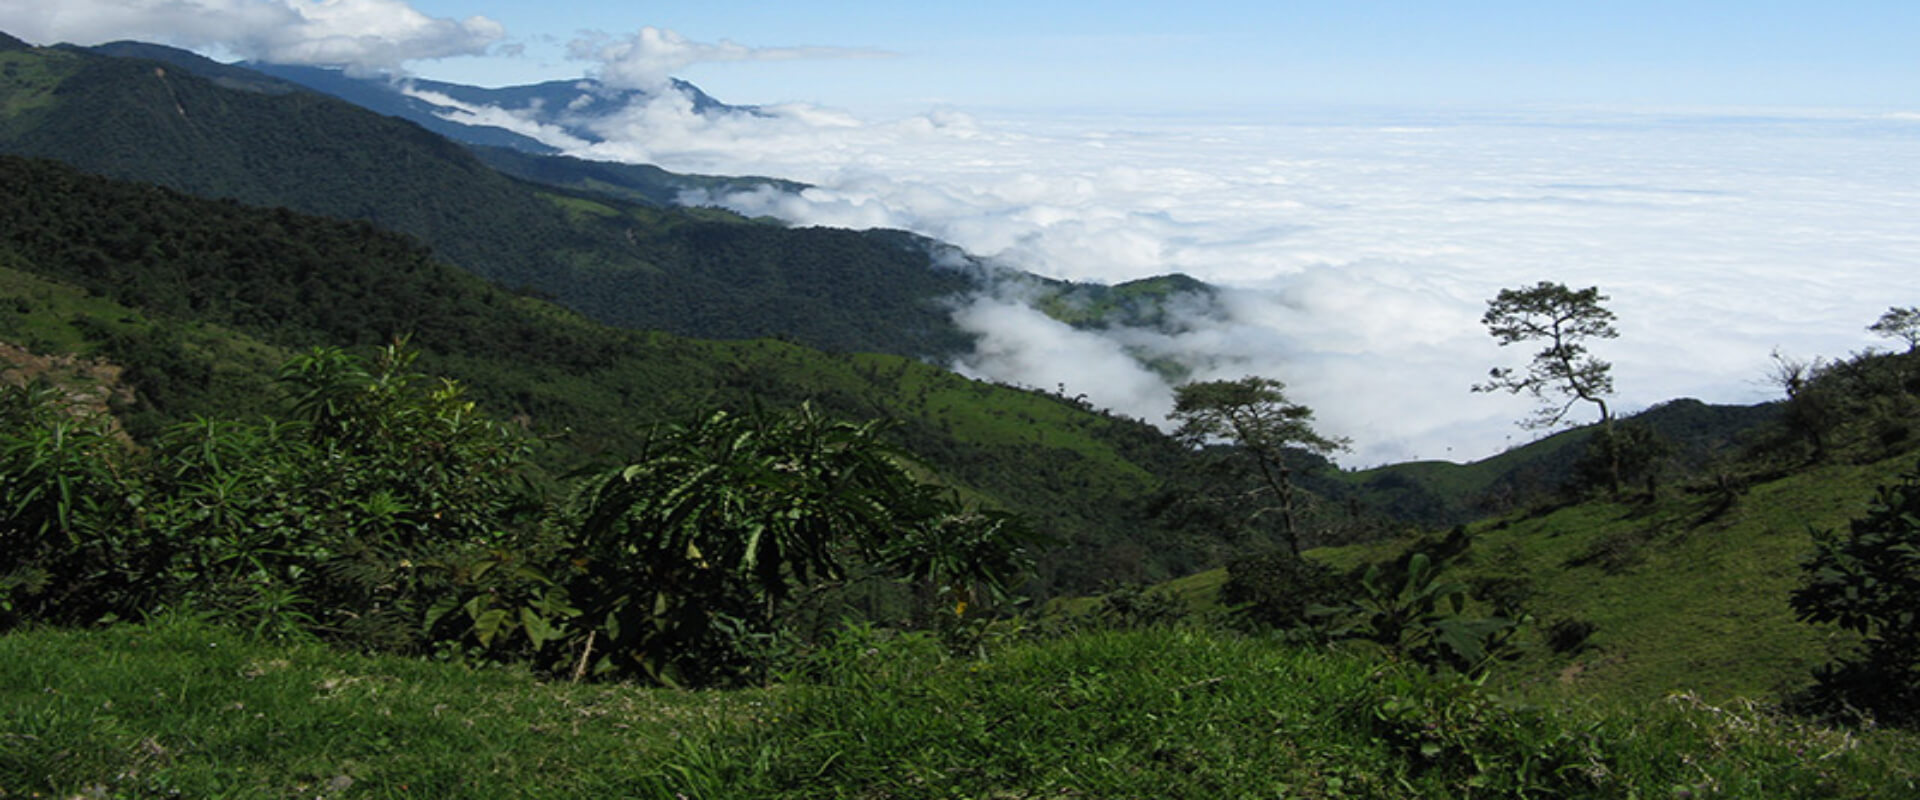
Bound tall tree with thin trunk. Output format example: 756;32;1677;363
1473;281;1622;491
1169;377;1348;557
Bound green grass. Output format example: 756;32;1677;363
0;49;77;121
1175;454;1918;708
537;191;621;223
6;619;1914;798
0;616;764;798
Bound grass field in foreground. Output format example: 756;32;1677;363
5;616;1916;798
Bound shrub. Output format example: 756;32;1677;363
1219;549;1345;631
0;382;154;628
1790;457;1920;725
560;404;1032;686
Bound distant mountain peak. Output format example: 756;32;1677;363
235;61;753;154
0;30;30;51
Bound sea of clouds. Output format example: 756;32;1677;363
489;95;1920;467
8;3;1916;467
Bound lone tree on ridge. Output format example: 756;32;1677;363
1473;281;1624;492
1169;376;1348;557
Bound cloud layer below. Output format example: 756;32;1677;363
536;99;1919;467
10;0;1914;466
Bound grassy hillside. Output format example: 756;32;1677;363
0;153;1208;596
0;39;978;360
1317;398;1784;527
5;616;1913;798
1166;450;1918;708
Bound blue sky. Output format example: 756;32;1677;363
396;0;1920;113
5;1;1917;113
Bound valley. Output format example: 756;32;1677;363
3;31;1918;797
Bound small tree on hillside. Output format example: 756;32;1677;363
1169;376;1348;557
1869;306;1920;353
1474;281;1622;492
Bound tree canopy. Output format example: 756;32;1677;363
1474;281;1619;430
1169;376;1347;556
1869;306;1920;353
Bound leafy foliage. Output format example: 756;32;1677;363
1;341;1035;683
1574;419;1674;500
0;153;1204;599
1169;376;1348;556
1763;347;1920;466
1218;549;1347;631
0;382;152;628
560;405;1033;685
1315;546;1525;678
1791;458;1920;725
141;343;539;651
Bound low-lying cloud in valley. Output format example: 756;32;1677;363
513;91;1919;467
7;2;1915;467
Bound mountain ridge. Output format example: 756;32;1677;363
0;38;984;359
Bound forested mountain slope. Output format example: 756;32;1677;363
0;38;979;359
0;154;1222;596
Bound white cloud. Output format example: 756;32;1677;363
566;26;890;93
949;293;1175;422
568;101;1919;467
398;84;592;147
0;0;502;74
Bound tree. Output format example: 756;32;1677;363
1473;282;1619;430
1168;376;1348;557
1576;420;1671;501
1474;282;1622;492
1790;458;1920;725
1869;306;1920;353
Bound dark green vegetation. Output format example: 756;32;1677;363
1792;457;1920;725
0;39;982;359
1;341;1032;688
467;145;808;209
1320;398;1783;528
0;153;1216;597
1475;281;1620;432
8;29;1920;798
1169;376;1349;556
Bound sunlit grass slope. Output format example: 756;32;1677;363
5;618;1914;798
1175;453;1916;707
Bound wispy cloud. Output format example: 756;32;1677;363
567;26;892;92
0;0;503;74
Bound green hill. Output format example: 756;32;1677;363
0;153;1213;597
1159;441;1918;708
1314;398;1784;527
0;39;979;360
